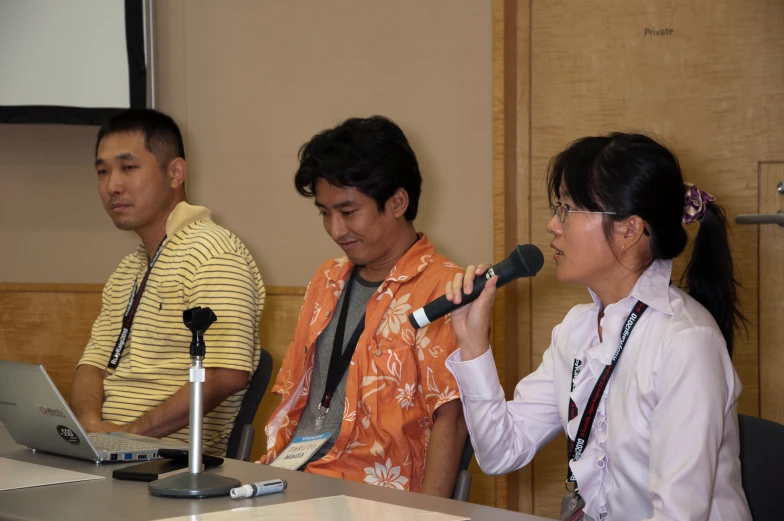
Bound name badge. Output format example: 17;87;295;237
559;491;585;521
269;431;333;470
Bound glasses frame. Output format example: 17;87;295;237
549;202;617;223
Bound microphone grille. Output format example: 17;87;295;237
512;244;545;276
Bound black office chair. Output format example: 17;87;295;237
738;414;784;520
452;434;474;501
225;348;274;461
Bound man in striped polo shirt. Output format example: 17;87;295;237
71;109;265;456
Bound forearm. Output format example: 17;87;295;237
70;365;106;425
129;368;248;438
447;348;563;475
421;400;467;497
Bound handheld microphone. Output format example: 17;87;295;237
408;244;544;329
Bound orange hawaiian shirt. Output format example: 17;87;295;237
259;234;463;492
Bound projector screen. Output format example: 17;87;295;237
0;0;146;125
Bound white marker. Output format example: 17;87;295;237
230;479;287;498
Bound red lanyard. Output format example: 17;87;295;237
566;300;648;486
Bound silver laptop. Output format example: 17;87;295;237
0;360;185;463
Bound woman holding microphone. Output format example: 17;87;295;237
444;133;751;520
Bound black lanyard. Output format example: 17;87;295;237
566;300;648;486
107;237;166;370
316;271;366;427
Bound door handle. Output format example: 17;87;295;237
735;181;784;226
735;210;784;226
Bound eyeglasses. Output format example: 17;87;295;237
549;202;617;223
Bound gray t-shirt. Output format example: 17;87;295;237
292;270;381;464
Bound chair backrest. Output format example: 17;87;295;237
225;348;273;460
452;434;474;501
459;434;474;471
738;413;784;521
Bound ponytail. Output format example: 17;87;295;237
680;202;747;357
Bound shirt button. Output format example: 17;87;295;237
375;349;382;356
326;310;330;317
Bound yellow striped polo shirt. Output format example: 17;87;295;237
78;202;265;455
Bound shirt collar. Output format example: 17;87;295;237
165;201;211;237
588;259;674;316
324;232;437;287
132;202;211;265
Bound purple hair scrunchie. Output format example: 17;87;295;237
683;182;715;225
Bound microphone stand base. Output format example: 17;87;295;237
149;472;241;498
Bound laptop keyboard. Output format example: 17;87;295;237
88;433;159;452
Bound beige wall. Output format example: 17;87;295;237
0;0;493;286
0;124;139;283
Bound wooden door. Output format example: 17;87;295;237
756;164;784;422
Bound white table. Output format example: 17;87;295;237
0;426;553;521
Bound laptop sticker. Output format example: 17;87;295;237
57;425;81;446
38;405;66;417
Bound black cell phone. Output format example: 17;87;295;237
157;448;224;467
113;458;188;482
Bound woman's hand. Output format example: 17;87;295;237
445;263;497;361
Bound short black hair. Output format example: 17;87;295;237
95;109;185;169
294;116;422;221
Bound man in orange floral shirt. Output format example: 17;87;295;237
259;116;467;496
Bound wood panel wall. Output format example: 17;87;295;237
492;0;515;510
0;284;104;405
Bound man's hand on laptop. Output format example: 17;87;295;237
83;419;132;434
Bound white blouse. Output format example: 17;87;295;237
446;260;751;521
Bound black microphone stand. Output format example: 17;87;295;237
149;307;241;498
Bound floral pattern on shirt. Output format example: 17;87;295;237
259;234;462;492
